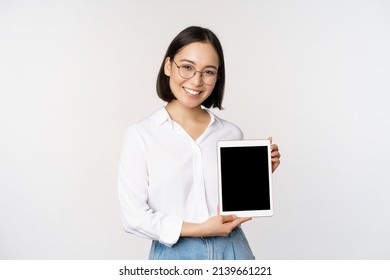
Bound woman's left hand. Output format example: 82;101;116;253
268;136;281;173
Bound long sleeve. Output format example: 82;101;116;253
117;127;183;247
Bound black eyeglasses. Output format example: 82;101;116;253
172;61;218;85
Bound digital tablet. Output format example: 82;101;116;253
217;139;273;217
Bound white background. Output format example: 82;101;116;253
1;0;389;259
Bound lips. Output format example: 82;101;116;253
183;87;202;95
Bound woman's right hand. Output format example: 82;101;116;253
181;215;252;237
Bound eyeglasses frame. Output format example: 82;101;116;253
172;60;219;85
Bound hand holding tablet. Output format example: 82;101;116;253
217;139;273;217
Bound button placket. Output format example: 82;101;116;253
192;142;209;220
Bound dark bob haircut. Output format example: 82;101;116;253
156;26;225;110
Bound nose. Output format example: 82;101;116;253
190;71;204;86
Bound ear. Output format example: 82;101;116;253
164;57;171;77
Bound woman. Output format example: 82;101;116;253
118;26;281;259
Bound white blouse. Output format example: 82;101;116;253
117;107;243;246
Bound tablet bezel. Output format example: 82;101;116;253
217;139;273;217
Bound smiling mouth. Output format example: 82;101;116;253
184;87;202;95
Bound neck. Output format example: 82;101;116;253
165;101;206;123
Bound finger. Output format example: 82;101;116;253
272;157;280;163
271;151;281;159
238;217;252;223
272;161;280;172
271;144;279;152
221;214;237;223
231;217;252;227
267;136;272;144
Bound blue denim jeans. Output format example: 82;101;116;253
149;227;255;260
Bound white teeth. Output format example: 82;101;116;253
184;87;201;95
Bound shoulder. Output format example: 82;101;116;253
121;107;167;145
208;110;244;139
127;107;168;131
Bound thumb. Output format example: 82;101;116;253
267;136;273;144
221;214;237;223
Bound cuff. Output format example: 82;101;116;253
159;215;183;247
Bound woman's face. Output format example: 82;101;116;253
164;42;219;109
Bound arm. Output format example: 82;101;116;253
117;127;182;247
181;215;252;237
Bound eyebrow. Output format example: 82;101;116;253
178;59;218;70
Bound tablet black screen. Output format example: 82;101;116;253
220;146;271;211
